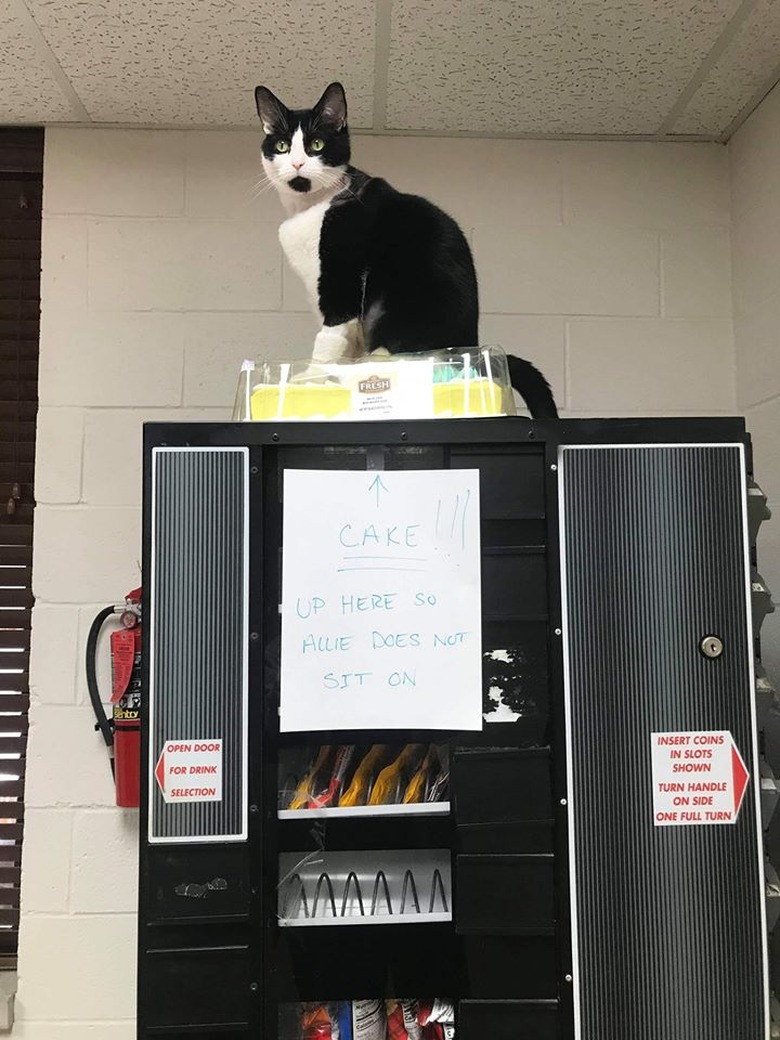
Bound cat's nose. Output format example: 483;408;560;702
292;160;305;170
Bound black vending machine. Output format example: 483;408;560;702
138;416;770;1040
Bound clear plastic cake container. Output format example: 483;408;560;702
231;346;516;422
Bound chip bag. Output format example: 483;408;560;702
369;745;425;806
288;747;334;810
339;745;389;807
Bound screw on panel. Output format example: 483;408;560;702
528;430;535;438
560;798;567;806
250;466;258;474
250;804;259;814
250;632;259;641
550;464;557;471
565;974;573;983
400;431;408;440
554;628;562;636
250;982;259;992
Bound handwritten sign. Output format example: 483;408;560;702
280;469;482;732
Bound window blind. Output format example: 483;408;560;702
0;127;42;964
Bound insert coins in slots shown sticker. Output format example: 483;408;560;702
651;730;750;826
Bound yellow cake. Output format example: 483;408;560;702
251;383;352;420
250;377;505;421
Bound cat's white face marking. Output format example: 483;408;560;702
289;127;307;172
262;127;342;211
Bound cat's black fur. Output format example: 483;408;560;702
255;82;558;419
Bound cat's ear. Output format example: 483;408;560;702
314;82;348;131
255;86;288;134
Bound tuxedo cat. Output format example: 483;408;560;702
255;82;558;419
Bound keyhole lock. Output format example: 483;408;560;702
700;635;724;659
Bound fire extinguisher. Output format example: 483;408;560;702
85;587;142;808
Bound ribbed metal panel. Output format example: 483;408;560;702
149;448;248;843
560;445;766;1040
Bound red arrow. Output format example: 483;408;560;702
731;741;750;818
154;751;166;795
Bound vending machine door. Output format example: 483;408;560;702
559;443;768;1040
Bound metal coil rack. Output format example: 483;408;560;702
280;866;450;923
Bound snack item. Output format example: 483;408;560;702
288;747;334;810
402;746;438;804
352;999;387;1040
301;1004;334;1039
402;1000;423;1040
300;1000;452;1040
339;745;389;807
426;768;449;803
387;1001;409;1039
419;999;455;1040
309;745;355;809
336;1002;353;1040
369;745;425;806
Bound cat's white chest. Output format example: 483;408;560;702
278;200;330;311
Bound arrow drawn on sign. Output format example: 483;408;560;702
368;474;389;506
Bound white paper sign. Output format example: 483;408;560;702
280;469;482;732
650;730;750;826
154;738;223;803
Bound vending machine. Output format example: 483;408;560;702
137;416;770;1040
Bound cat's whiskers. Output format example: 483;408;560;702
249;175;278;202
321;168;361;204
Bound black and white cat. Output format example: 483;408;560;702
254;82;558;419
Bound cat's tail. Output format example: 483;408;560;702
506;354;559;419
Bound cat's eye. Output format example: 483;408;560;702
310;138;325;153
274;140;290;153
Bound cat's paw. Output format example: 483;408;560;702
312;326;351;363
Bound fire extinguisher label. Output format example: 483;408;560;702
154;739;223;804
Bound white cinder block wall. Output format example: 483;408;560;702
18;128;736;1035
730;83;780;680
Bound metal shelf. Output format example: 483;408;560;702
277;801;450;820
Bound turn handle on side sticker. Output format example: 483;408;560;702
651;730;749;826
155;739;223;804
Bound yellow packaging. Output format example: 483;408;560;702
369;744;426;806
402;745;438;804
339;745;389;808
288;746;333;810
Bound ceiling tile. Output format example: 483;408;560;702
385;0;740;135
26;0;375;126
670;0;780;136
0;0;75;122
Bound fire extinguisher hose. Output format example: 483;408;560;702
86;605;116;775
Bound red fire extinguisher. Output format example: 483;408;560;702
85;587;142;808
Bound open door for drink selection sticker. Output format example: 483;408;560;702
559;443;769;1040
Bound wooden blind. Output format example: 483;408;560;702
0;128;42;964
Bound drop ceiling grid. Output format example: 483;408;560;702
671;0;780;136
23;0;376;126
0;0;73;122
0;0;779;138
384;0;742;135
